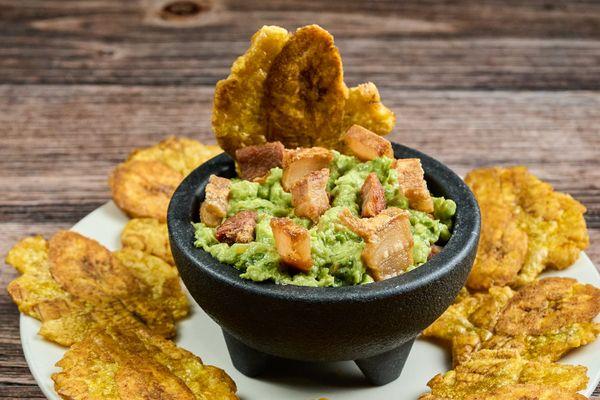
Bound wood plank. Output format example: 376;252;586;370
1;1;600;89
2;38;600;89
3;0;600;39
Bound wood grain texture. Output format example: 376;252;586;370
2;0;600;89
0;0;599;398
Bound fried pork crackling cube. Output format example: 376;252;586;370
394;158;434;213
341;124;394;162
291;168;331;222
281;146;333;191
270;217;313;272
360;172;386;217
235;141;285;181
216;210;258;245
340;208;414;281
200;175;232;227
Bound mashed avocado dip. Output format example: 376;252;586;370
194;151;455;287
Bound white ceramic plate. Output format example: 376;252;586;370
20;202;600;399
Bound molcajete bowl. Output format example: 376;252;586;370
167;142;480;386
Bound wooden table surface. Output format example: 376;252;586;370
1;0;599;398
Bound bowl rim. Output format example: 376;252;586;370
168;142;480;303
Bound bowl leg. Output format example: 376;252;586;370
354;338;415;386
222;330;272;377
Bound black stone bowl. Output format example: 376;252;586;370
167;143;480;386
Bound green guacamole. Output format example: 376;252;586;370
194;151;456;287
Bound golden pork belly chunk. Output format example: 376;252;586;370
281;147;333;191
341;124;394;161
291;168;330;222
215;211;258;245
340;208;414;281
270;217;313;272
360;172;386;217
235;141;285;181
200;175;231;227
394;158;434;213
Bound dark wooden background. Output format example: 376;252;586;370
1;0;599;398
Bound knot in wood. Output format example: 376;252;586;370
160;0;207;20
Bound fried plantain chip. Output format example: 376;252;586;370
495;277;600;336
49;231;138;302
109;160;182;222
49;231;187;337
6;232;189;345
212;26;290;156
6;237;142;346
53;327;238;400
419;349;588;400
265;24;348;148
423;286;515;365
464;166;589;289
7;272;72;322
212;25;395;153
453;287;470;304
121;218;174;265
343;83;395;136
481;322;600;363
5;235;48;275
421;383;587;400
514;191;589;287
39;300;146;347
127;136;222;177
6;236;72;321
466;202;528;289
113;248;188;336
110;137;222;221
423;278;600;366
